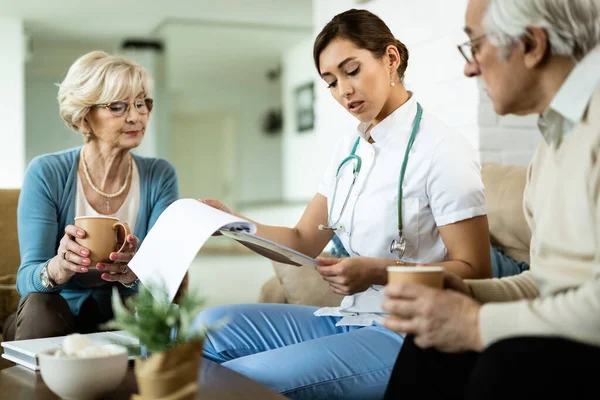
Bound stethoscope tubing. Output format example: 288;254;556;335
320;102;423;257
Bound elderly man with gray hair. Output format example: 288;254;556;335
382;0;600;398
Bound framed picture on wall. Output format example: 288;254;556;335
294;82;314;133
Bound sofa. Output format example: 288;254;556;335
258;163;532;306
0;189;21;369
0;190;21;333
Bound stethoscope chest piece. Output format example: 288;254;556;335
390;234;406;258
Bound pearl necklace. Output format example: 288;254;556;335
81;149;132;199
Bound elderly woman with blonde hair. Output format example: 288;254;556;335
4;51;179;341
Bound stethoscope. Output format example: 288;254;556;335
318;102;423;258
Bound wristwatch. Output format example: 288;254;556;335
40;262;59;289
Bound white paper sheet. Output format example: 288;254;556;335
127;199;255;302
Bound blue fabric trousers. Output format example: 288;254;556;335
192;303;403;400
490;245;529;278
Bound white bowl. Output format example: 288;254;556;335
38;344;128;400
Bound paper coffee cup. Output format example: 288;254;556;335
386;266;445;289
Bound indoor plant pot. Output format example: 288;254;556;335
134;340;203;400
105;281;226;400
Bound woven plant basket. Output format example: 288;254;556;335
131;340;203;400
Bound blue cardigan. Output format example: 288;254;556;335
16;147;179;316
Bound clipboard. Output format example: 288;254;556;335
219;229;324;267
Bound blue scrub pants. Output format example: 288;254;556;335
192;303;403;400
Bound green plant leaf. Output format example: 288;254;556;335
102;280;225;354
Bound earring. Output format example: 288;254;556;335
390;70;395;87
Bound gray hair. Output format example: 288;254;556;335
484;0;600;60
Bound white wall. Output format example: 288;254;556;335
169;83;283;207
159;21;294;207
281;37;321;201
24;40;117;166
236;98;283;205
25;76;81;164
0;18;26;187
170;112;236;203
478;79;540;165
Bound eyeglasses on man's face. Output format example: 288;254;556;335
93;98;154;117
457;34;487;64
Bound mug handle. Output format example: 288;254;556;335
113;222;132;253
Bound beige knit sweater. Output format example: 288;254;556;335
467;88;600;348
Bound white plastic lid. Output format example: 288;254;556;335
386;266;444;273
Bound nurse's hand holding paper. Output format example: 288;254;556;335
198;199;233;215
198;199;234;236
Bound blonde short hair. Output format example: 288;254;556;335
57;51;153;135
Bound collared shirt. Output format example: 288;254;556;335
467;61;600;349
538;46;600;146
315;94;486;326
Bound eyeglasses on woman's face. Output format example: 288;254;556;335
93;98;154;117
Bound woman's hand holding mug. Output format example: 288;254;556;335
48;217;139;287
48;225;92;285
97;234;140;286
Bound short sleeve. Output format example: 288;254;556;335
426;135;486;226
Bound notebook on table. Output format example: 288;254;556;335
1;330;139;371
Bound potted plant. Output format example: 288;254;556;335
104;281;226;400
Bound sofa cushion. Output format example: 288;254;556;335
0;189;21;332
0;189;20;279
272;260;344;308
259;275;287;304
481;163;531;264
0;274;18;331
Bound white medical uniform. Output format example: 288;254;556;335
314;94;486;326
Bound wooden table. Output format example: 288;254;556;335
0;359;288;399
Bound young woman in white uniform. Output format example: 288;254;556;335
192;9;492;400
